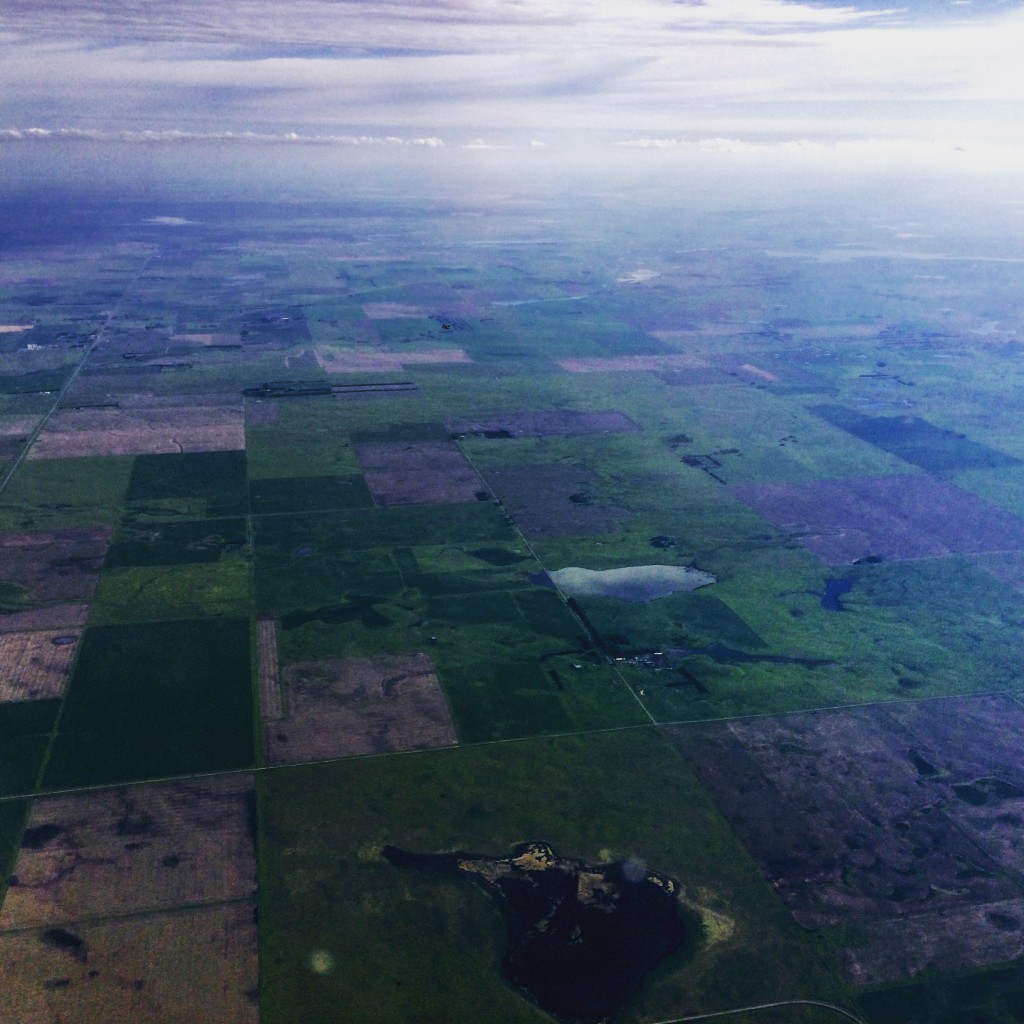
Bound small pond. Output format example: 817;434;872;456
549;564;716;602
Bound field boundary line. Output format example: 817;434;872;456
650;997;870;1024
0;250;155;497
452;437;657;726
0;894;255;937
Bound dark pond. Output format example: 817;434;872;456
383;841;690;1024
821;577;854;611
280;598;390;630
468;546;531;567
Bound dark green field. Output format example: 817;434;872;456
43;618;253;788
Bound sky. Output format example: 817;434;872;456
1;0;1024;172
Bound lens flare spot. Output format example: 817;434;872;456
308;949;335;974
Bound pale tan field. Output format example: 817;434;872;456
0;527;110;606
0;604;90;634
737;363;779;381
314;346;470;374
557;354;710;373
28;405;245;459
172;332;240;345
399;348;471;365
0;630;78;701
256;618;282;721
0;902;257;1024
361;302;430;319
266;652;457;763
0;774;257;929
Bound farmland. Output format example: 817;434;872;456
1;163;1024;1023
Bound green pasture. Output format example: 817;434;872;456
258;729;852;1024
43;617;253;789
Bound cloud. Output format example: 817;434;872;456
0;127;445;146
0;0;1022;146
0;0;903;49
616;134;1024;174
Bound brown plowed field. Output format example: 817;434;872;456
0;604;89;634
0;527;110;605
0;630;78;701
0;774;257;929
732;474;1024;564
28;405;244;459
0;901;257;1024
266;652;457;763
256;618;282;721
481;463;630;539
355;440;481;506
668;694;1024;983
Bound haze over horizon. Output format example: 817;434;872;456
2;0;1024;177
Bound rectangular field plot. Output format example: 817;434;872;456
557;353;709;373
0;631;78;701
480;463;631;540
732;474;1024;564
430;641;649;743
0;700;58;797
0;526;110;607
265;653;457;762
244;393;365;479
257;617;283;720
668;695;1024;983
258;730;850;1024
841;900;1024;986
254;503;520;616
314;345;471;373
0;902;257;1024
354;440;483;506
103;517;247;569
0;774;256;928
0;457;134;531
89;561;250;624
28;403;244;459
0;414;38;458
810;405;1020;472
249;474;373;515
42;618;253;789
124;450;248;519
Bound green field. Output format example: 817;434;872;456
259;729;852;1024
43;618;253;788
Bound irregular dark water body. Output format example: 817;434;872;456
820;577;854;611
383;841;692;1024
279;598;390;630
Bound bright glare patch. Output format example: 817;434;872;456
616;268;659;283
146;216;197;226
549;564;716;602
308;949;335;974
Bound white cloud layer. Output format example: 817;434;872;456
0;127;444;146
0;0;1022;152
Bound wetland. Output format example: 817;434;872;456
383;841;693;1024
